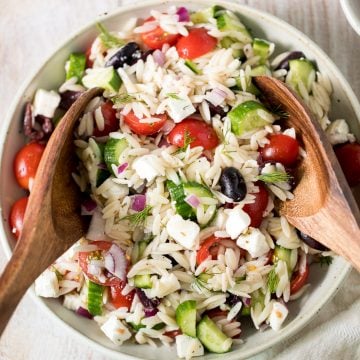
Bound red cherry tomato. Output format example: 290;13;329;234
124;111;167;136
334;142;360;187
167;118;219;150
163;330;182;338
9;197;28;240
290;264;309;295
243;183;269;227
206;308;228;319
176;28;218;59
110;282;134;310
78;241;124;286
85;46;94;69
260;134;300;166
93;101;119;137
14;142;45;190
141;17;180;50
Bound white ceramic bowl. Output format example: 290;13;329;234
1;1;359;359
341;0;360;36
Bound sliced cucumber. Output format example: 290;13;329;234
66;53;86;82
131;240;148;264
176;300;197;337
220;37;244;59
286;58;316;93
216;11;252;44
184;60;201;74
241;289;265;316
190;5;223;24
87;139;111;188
197;315;232;353
229;100;275;136
273;245;294;275
250;65;271;77
197;273;212;283
104;138;129;174
134;274;152;289
87;280;104;316
253;38;272;64
82;67;122;93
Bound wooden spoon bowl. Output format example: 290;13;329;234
0;87;102;334
253;76;360;270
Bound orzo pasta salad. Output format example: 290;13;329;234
10;5;360;359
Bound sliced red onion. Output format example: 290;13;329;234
153;49;165;66
76;306;93;319
86;209;106;240
206;88;227;107
106;244;127;281
104;252;115;274
144;308;158;317
81;198;97;216
161;119;175;135
97;163;108;170
185;194;200;208
158;137;170;148
176;7;190;22
131;194;146;212
136;288;160;316
242;297;251;307
117;162;128;174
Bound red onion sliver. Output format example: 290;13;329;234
107;244;127;281
76;307;93;319
242;297;251;307
86;209;106;240
118;162;128;174
176;7;190;22
104;252;115;274
206;88;227;107
185;194;200;208
81;199;97;216
161;119;175;135
131;194;146;212
153;49;165;66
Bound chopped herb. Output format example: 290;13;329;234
192;277;213;296
270;104;289;119
122;205;153;227
51;266;63;281
184;60;201;74
257;171;292;184
111;93;135;105
167;93;182;100
267;267;279;293
319;255;333;267
174;130;194;154
96;22;125;49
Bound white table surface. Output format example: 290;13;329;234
0;0;360;359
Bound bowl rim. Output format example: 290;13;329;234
0;0;355;358
340;0;360;37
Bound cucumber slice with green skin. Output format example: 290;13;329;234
216;11;252;44
176;300;197;337
104;138;129;174
66;53;86;82
220;37;244;59
273;245;294;275
250;65;271;77
82;67;122;93
134;274;152;289
131;241;148;264
228;100;275;136
190;5;223;23
286;58;316;93
87;280;104;316
241;289;265;316
253;38;272;64
198;273;212;282
87;139;110;188
184;60;201;74
197;315;232;353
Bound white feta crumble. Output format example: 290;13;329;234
268;301;288;331
166;214;200;250
33;89;61;118
145;273;181;298
100;316;132;345
225;207;251;239
325;119;355;145
166;95;196;123
63;292;82;311
132;154;165;182
176;334;204;359
34;268;60;298
236;227;270;258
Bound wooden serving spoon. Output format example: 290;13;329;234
253;76;360;271
0;87;102;335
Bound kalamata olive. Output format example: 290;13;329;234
276;51;305;70
226;293;241;307
105;42;142;69
297;230;329;251
220;167;247;202
207;101;227;118
59;90;83;110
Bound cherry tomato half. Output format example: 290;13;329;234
163;330;182;338
78;241;123;286
290;264;309;295
334;142;360;187
14;142;45;190
124;111;167;136
176;28;218;59
9;197;28;240
260;134;299;167
141;17;180;50
93;101;119;137
167;118;219;150
110;282;134;310
243;183;269;228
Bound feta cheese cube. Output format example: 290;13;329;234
132;154;165;182
101;316;131;345
236;227;270;258
268;301;288;331
146;273;181;298
225;207;251;239
176;334;204;359
63;292;82;311
33;89;61;118
34;269;60;298
325;119;355;145
166;214;200;250
166;96;196;123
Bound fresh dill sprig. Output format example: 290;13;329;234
166;93;182;100
270;104;289;119
96;22;125;49
257;171;292;184
319;255;333;267
122;205;153;227
192;277;213;296
111;93;135;106
267;267;279;294
174;130;194;154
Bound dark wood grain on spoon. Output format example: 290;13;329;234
0;87;102;334
253;76;360;271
